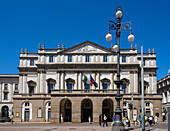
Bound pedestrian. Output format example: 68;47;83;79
99;114;101;126
139;115;141;127
103;114;107;127
126;117;129;127
60;114;63;123
154;116;157;125
111;115;115;126
88;116;91;124
149;116;153;126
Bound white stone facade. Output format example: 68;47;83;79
0;41;162;123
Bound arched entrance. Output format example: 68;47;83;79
1;106;9;117
102;99;113;122
81;99;93;122
60;99;72;122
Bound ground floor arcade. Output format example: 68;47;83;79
12;93;162;123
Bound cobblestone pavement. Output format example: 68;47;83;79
0;122;168;131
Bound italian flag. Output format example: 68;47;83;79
84;75;90;84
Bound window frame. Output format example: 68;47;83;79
122;56;126;63
103;55;107;62
49;56;53;63
68;55;72;62
30;59;34;66
86;55;90;62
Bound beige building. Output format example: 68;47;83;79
0;40;160;123
0;74;18;119
157;71;170;121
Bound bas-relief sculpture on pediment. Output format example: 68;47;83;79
77;45;97;52
68;44;107;53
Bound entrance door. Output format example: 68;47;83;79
48;111;51;122
24;111;29;122
102;99;113;122
1;106;9;118
65;109;71;122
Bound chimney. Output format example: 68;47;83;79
149;48;151;53
135;44;137;49
21;48;24;53
62;43;64;49
38;43;41;49
25;48;27;53
58;43;60;48
152;48;155;53
131;43;133;49
43;43;45;49
111;43;113;48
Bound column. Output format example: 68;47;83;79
19;74;23;94
39;72;43;93
55;72;59;90
78;72;82;90
0;83;2;102
110;72;114;91
134;71;138;94
130;71;134;93
167;91;170;102
41;71;45;93
23;74;27;94
162;92;166;103
57;71;60;90
10;83;13;102
74;72;78;90
36;71;40;94
96;72;100;90
60;72;64;91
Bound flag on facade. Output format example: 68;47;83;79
84;74;90;84
90;75;98;87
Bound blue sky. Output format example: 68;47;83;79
0;0;169;80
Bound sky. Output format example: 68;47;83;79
0;0;169;80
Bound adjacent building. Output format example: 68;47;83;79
0;74;18;119
157;70;170;121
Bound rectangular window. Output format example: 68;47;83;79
30;59;34;66
103;84;107;90
103;55;107;62
4;84;8;90
85;84;90;89
122;56;126;63
122;84;126;94
49;84;53;93
68;84;72;90
15;84;18;90
68;55;72;62
4;93;8;100
143;60;146;66
86;56;90;62
49;56;53;63
29;86;34;94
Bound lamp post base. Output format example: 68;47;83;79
112;125;125;131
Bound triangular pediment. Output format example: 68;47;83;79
60;41;112;54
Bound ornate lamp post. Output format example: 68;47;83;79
106;6;135;130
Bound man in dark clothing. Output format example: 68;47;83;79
99;114;101;126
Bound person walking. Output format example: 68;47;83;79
149;116;153;126
155;116;157;125
88;116;91;124
99;114;101;126
103;114;107;127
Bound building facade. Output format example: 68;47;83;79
0;40;160;123
0;74;18;119
157;72;170;121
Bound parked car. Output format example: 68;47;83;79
0;117;11;122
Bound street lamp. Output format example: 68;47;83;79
106;6;134;130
